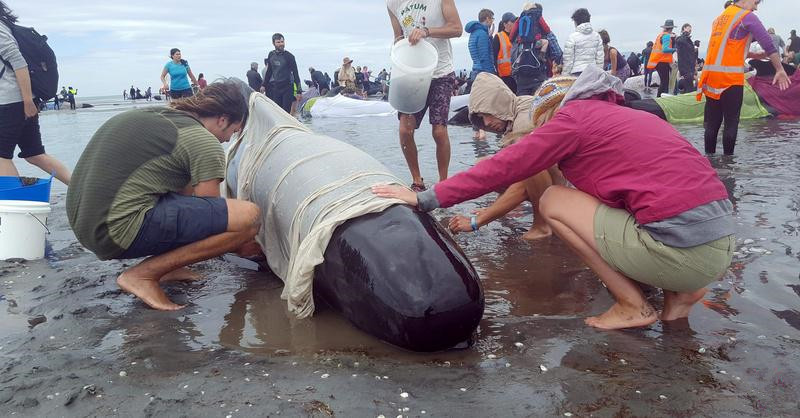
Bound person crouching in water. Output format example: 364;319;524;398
374;66;735;330
66;80;261;311
449;72;573;240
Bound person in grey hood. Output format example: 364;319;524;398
246;62;263;92
0;1;71;184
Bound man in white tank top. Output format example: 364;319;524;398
387;0;462;191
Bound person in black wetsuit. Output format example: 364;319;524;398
261;33;302;113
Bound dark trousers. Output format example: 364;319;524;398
678;72;695;94
267;83;295;113
514;74;544;96
703;85;744;155
500;76;517;95
655;62;671;97
644;68;653;87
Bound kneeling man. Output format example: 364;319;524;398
67;80;260;310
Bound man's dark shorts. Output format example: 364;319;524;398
399;72;456;129
120;193;228;259
0;101;46;159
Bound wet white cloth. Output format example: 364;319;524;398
307;95;396;118
225;93;405;318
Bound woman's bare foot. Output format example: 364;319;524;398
159;267;203;283
522;224;552;240
661;288;707;321
117;273;185;311
585;302;658;330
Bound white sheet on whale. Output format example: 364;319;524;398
225;93;406;318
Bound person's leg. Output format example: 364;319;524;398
0;102;23;177
24;154;71;185
721;85;744;155
431;124;451;182
521;170;554;240
539;186;657;329
116;198;260;310
281;87;295;114
703;95;724;154
656;63;670;97
427;74;454;182
398;112;423;186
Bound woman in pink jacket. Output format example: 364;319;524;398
374;66;735;330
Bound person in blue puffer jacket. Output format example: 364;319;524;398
466;9;497;82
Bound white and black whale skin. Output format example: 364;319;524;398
227;81;484;352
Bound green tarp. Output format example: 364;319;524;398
655;83;770;123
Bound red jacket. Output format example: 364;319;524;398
433;95;729;225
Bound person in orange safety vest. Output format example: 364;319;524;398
493;12;517;93
698;0;791;155
646;19;677;97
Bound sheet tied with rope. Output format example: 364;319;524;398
225;93;405;318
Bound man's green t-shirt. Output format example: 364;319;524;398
66;108;225;260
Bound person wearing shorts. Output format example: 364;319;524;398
0;2;71;184
374;66;736;331
387;0;463;191
67;81;260;311
161;48;197;101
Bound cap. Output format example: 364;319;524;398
501;12;517;24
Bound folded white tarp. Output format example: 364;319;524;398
225;93;405;318
308;95;396;118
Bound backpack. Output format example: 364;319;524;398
0;23;59;101
517;8;543;44
511;41;544;77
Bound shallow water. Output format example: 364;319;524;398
3;102;799;416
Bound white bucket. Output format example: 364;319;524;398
389;40;439;114
0;200;51;260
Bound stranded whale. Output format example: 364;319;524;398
226;86;484;352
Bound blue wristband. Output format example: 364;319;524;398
470;215;479;232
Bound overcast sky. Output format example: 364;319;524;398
8;0;797;96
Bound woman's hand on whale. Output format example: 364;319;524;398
371;184;418;206
449;210;484;234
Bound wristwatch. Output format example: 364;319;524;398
470;215;479;232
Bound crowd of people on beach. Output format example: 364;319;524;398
123;85;153;101
0;0;796;334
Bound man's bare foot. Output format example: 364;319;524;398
159;267;203;283
117;273;185;311
661;288;707;321
585;302;658;330
473;129;486;140
522;224;552;240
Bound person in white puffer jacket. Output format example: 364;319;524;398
562;8;604;76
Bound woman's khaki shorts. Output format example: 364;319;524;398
593;204;734;293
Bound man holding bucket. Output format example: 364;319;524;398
387;0;463;191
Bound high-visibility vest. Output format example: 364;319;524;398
497;31;513;77
646;32;675;70
696;5;752;101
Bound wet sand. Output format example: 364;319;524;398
1;108;799;416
